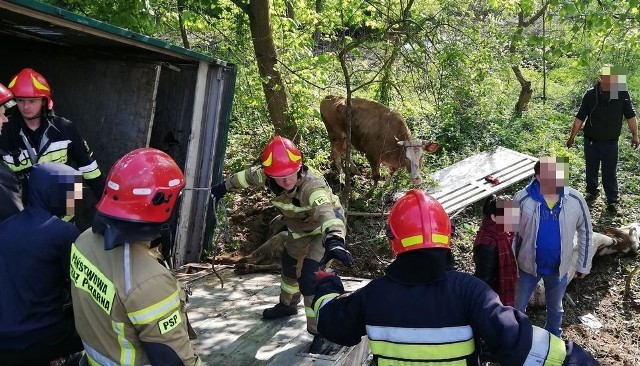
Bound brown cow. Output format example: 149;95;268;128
320;95;439;185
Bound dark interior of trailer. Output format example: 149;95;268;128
0;5;200;228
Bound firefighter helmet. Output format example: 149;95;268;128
386;189;451;256
97;148;186;223
8;68;54;110
261;136;302;177
0;83;16;110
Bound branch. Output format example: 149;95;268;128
276;59;328;90
229;0;249;14
521;2;548;27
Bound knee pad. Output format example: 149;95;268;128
281;248;298;279
299;258;320;296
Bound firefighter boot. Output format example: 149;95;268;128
309;334;342;355
262;302;298;319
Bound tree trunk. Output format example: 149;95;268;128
237;0;298;140
177;0;190;49
313;0;323;46
512;65;532;117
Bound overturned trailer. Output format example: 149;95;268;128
0;0;235;266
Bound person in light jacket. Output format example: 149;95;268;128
514;157;593;337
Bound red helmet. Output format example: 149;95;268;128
97;148;186;223
386;189;451;256
261;136;302;177
0;83;15;110
8;68;54;110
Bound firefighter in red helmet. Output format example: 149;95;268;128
0;82;22;221
70;148;201;365
313;189;599;366
211;135;352;354
0;68;104;204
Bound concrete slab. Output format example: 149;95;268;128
185;266;371;365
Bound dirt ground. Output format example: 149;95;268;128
212;175;640;365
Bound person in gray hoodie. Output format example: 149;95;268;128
513;157;593;338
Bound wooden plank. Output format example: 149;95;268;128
188;267;371;366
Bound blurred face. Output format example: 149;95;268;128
536;156;568;193
65;182;84;216
272;170;299;191
16;97;44;120
0;105;7;134
493;199;520;232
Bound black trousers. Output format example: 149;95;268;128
584;138;619;203
0;309;83;366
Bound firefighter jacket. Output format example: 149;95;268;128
313;249;598;366
0;163;80;350
70;230;201;366
224;166;346;241
0;113;104;200
0;159;22;221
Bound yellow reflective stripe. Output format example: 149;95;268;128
271;201;312;212
237;169;250;188
432;234;449;244
83;169;102;179
321;218;344;234
369;338;475;361
280;281;299;295
524;326;566;366
112;321;135;365
305;307;316;318
195;357;203;366
378;358;466;366
70;244;116;314
3;153;32;172
401;235;423;247
309;189;331;206
62;214;74;222
546;334;566;365
36;148;68;164
86;354;100;366
127;289;180;325
79;161;101;179
313;292;339;317
291;227;321;239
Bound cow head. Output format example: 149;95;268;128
396;139;439;185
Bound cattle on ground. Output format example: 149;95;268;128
319;95;438;185
529;227;638;307
215;216;287;274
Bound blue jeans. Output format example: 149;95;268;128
515;270;569;337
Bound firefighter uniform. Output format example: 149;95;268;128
70;229;200;366
0;68;104;202
0;114;103;199
224;165;346;334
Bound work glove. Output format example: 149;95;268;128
320;237;353;267
211;182;227;204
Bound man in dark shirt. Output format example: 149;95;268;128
566;65;638;215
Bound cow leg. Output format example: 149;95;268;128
330;141;344;174
366;155;382;185
347;155;359;175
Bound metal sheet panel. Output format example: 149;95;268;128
427;147;537;214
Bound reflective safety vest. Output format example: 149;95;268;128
0;115;101;182
225;166;346;241
314;271;568;366
70;230;201;366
